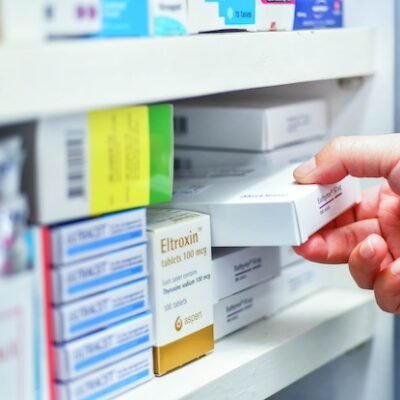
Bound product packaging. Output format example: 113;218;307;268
54;312;153;380
53;279;149;342
168;164;362;246
56;349;153;400
147;209;214;375
212;247;280;303
50;209;146;266
256;0;295;31
294;0;343;30
150;0;188;36
52;243;147;304
45;0;102;37
174;138;327;171
174;98;327;151
0;104;173;224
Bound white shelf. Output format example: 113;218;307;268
0;28;374;124
122;288;374;400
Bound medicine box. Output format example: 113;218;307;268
174;98;327;151
150;0;188;36
52;243;147;304
147;208;214;375
168;164;362;246
212;247;280;303
256;0;295;31
45;0;102;37
99;0;149;37
294;0;343;30
56;349;153;400
279;246;302;268
50;209;146;266
0;104;173;224
53;279;149;342
54;312;153;380
174;138;327;171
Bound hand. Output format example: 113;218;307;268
293;134;400;313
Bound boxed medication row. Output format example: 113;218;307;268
168;164;362;247
53;278;149;342
54;312;152;380
0;104;173;224
56;349;153;400
174;98;327;152
214;261;323;340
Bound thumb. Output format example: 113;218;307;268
293;135;400;194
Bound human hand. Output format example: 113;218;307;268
293;134;400;313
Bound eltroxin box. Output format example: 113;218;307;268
56;349;153;400
150;0;188;36
54;312;153;380
99;0;149;37
45;0;102;37
174;99;327;151
174;138;327;171
51;209;146;266
168;164;362;247
52;244;147;304
294;0;343;30
147;209;214;375
53;279;149;342
212;247;280;303
256;0;295;31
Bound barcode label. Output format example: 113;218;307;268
174;116;188;136
66;130;86;199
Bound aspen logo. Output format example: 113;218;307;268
175;316;183;331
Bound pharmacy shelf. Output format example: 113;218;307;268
120;287;374;400
0;28;374;124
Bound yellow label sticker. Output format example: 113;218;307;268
88;107;150;215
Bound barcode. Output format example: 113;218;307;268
174;116;188;136
66;131;85;199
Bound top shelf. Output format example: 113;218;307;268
0;28;374;124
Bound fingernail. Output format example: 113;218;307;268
294;158;317;179
391;260;400;276
360;238;375;259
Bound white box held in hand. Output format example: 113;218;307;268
54;312;153;380
169;164;362;247
147;209;214;375
212;247;280;303
53;279;149;342
174;99;327;151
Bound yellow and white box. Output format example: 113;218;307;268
169;164;361;247
174;98;327;151
212;247;280;303
52;243;147;304
53;279;149;342
147;209;214;375
54;312;153;380
51;209;146;266
56;349;153;400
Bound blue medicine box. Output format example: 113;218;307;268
294;0;343;30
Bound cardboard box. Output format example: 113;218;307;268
56;349;153;400
99;0;149;37
279;246;302;268
168;164;362;246
174;99;327;151
54;312;153;380
294;0;343;30
45;0;102;37
150;0;188;36
147;209;214;375
51;209;146;266
212;247;280;303
174;138;327;171
53;278;149;342
0;104;173;224
52;243;147;304
256;0;295;31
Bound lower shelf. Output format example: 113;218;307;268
120;287;374;400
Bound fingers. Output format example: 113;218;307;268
293;135;400;195
294;218;382;264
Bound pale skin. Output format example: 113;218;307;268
293;134;400;314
